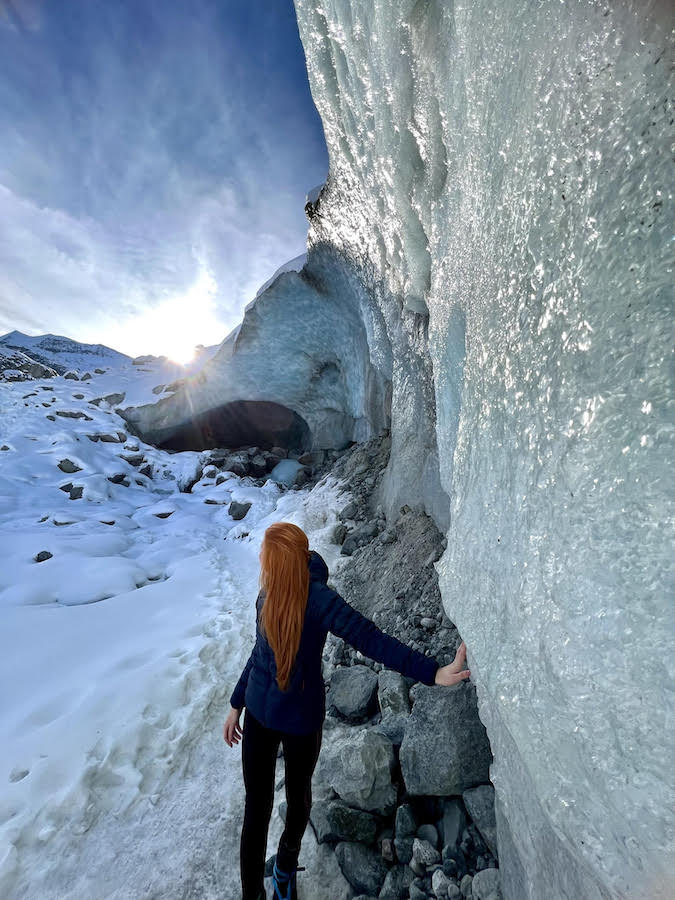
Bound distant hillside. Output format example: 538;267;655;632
0;331;131;375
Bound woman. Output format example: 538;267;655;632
223;522;470;900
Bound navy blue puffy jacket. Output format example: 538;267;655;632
230;550;439;734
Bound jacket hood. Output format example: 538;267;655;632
308;550;329;584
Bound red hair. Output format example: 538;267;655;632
259;522;310;691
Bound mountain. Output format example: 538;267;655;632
0;331;130;375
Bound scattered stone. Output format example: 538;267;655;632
310;799;378;845
64;371;79;380
94;368;106;374
55;409;87;419
59;483;73;493
80;372;92;381
58;458;82;474
381;837;395;863
400;683;492;795
152;384;165;395
412;837;441;868
338;501;358;520
324;729;397;814
393;836;413;865
471;867;501;900
34;551;53;563
378;865;413;899
432;868;453;899
46;415;56;421
72;393;85;400
1;445;9;451
107;474;126;484
333;522;348;545
69;486;83;500
139;464;153;478
328;665;378;722
154;510;174;519
229;500;252;521
119;453;144;467
395;803;417;839
462;785;497;857
334;842;388;896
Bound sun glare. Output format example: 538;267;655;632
108;271;225;364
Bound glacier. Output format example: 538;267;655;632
291;2;674;899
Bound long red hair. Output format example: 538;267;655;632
258;522;310;691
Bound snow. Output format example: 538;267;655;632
254;253;308;298
0;371;349;898
293;2;674;899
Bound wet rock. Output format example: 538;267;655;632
471;867;501;900
310;799;378;845
328;665;378;722
335;842;389;896
462;785;497;858
324;729;397;814
400;684;492;795
58;458;82;474
34;551;52;563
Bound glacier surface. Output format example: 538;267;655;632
292;1;674;898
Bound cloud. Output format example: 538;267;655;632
0;0;327;355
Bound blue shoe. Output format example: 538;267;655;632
272;860;304;900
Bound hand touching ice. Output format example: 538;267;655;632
434;641;470;686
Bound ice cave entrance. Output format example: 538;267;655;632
156;400;312;452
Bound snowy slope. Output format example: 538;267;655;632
0;372;349;898
0;331;130;375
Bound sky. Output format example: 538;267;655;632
0;0;328;362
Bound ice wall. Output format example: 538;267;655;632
294;1;674;898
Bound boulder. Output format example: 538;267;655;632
310;799;378;845
372;714;407;748
462;785;497;858
395;804;417;839
229;501;252;521
460;874;473;897
417;824;439;848
431;869;453;899
34;551;52;563
64;371;79;380
400;684;492;795
58;458;82;474
378;671;410;717
328;665;378;722
412;837;441;868
249;454;268;477
324;729;397;814
439;798;466;851
471;867;502;900
334;842;389;896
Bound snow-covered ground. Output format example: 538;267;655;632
0;369;348;899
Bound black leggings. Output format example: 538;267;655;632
240;709;323;900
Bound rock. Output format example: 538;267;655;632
64;371;79;380
447;884;462;900
460;874;473;897
334;842;389;896
58;458;82;474
139;463;153;478
59;483;73;493
471;868;501;900
432;869;453;899
338;501;358;520
72;392;84;399
439;799;466;851
94;368;106;374
154;510;174;519
417;824;439;849
462;785;497;858
229;500;252;521
378;864;413;899
55;409;87;419
420;617;437;629
152;384;165;394
443;847;467;880
409;884;427;900
328;665;378;722
393;837;413;865
1;445;9;450
395;804;417;839
310;799;378;844
333;523;349;545
412;837;441;868
325;729;397;814
107;473;127;484
249;454;268;477
378;670;410;717
381;838;395;863
223;454;248;477
80;372;92;381
119;453;144;467
69;486;83;500
34;551;52;563
400;684;492;795
372;714;407;747
270;446;287;458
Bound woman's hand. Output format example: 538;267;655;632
223;706;243;747
434;641;470;686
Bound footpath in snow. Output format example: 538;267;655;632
0;370;348;899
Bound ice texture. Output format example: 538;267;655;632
293;1;674;898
